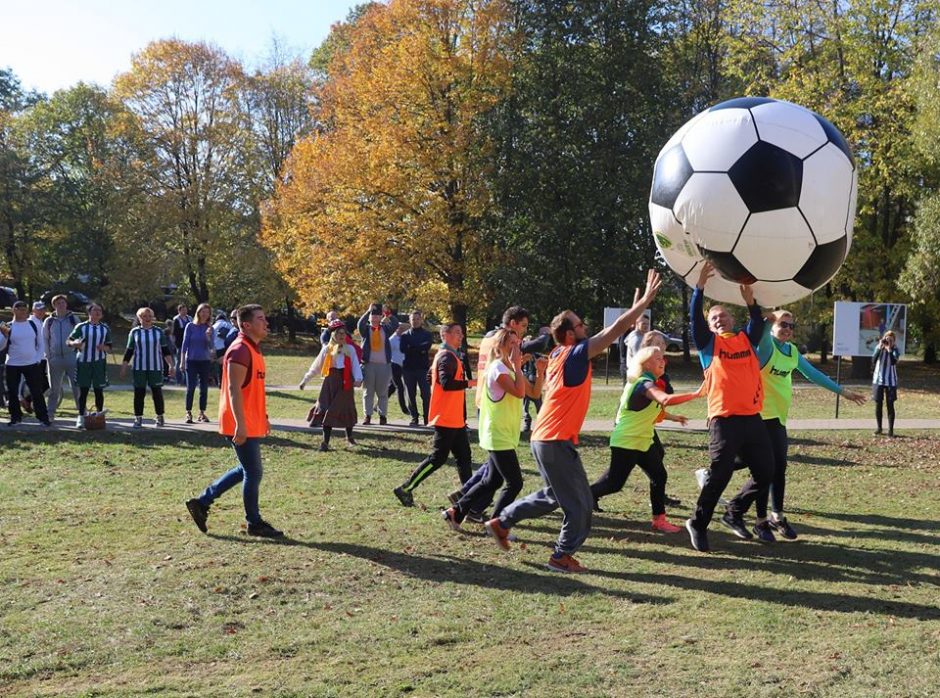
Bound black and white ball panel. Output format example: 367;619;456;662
800;143;856;245
681;108;758;171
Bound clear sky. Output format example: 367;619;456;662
0;0;364;95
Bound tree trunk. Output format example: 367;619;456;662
286;296;297;343
925;343;936;364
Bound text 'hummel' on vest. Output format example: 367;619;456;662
718;348;752;360
769;366;792;377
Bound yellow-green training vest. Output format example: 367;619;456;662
479;363;523;451
760;339;800;425
609;372;662;451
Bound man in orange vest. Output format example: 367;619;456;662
485;270;662;573
394;322;476;507
684;262;773;553
185;304;283;538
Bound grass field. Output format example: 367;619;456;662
2;420;939;696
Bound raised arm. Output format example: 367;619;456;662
587;269;662;359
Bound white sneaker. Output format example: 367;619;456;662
694;468;710;490
133;416;143;429
75;415;84;429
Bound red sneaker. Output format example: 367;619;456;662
546;553;587;573
651;514;682;533
484;518;511;551
442;507;461;531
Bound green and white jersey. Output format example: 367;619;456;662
69;321;112;363
478;361;523;451
127;326;168;371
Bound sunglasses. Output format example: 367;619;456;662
777;321;796;330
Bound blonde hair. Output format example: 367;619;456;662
194;302;212;325
767;309;793;324
640;330;667;351
135;307;154;322
487;328;515;363
627;346;662;381
327;326;347;357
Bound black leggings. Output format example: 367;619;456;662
133;386;165;417
740;418;788;518
322;426;354;444
591;445;668;516
873;385;896;433
455;450;523;522
79;386;105;415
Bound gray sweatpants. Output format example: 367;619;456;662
47;356;80;417
362;362;392;417
499;439;593;555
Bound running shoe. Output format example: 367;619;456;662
393;486;414;507
441;507;461;531
484;518;511;551
720;511;754;540
185;498;209;533
752;520;776;543
546;553;587;573
768;516;798;540
685;518;710;552
651;514;682;533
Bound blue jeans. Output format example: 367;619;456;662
186;359;211;411
198;438;263;525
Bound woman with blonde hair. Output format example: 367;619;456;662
302;319;363;451
443;327;546;530
590;346;702;532
181;302;215;424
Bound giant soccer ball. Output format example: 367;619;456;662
649;97;857;307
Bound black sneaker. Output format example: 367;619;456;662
379;415;388;425
752;520;776;543
720;511;754;540
185;498;209;533
664;494;682;507
247;519;283;538
592;498;604;513
393;486;414;507
464;510;487;524
768;516;798;540
408;419;419;427
685;518;710;552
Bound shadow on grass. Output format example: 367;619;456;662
206;535;671;604
798;509;940;532
0;426;304;451
591;566;940;620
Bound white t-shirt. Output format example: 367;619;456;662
486;360;511;402
4;320;45;366
389;334;404;366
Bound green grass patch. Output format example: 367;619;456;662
1;427;938;696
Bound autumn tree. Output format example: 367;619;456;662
114;40;250;304
262;0;515;328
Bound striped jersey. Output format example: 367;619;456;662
69;321;112;363
127;326;168;371
872;347;899;387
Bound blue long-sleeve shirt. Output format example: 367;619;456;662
755;323;843;394
690;286;765;370
181;322;214;361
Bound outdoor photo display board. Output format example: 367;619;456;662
832;301;906;357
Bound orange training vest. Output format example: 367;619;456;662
428;347;466;428
531;343;592;444
219;335;268;438
704;331;763;419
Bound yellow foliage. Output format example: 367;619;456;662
261;0;514;320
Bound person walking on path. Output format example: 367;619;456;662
394;322;476;507
0;300;51;426
358;304;399;425
872;330;900;437
171;304;191;385
590;346;702;532
442;328;546;530
400;310;433;427
300;319;363;451
484;270;662;573
67;303;112;428
684;262;774;553
43;295;81;421
388;323;409;416
185;305;283;538
181;303;216;424
722;309;867;543
121;307;174;428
